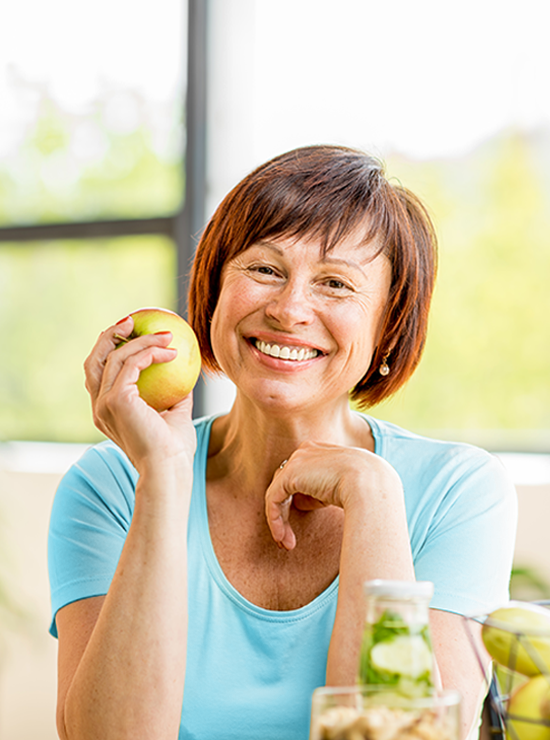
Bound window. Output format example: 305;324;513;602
0;0;207;442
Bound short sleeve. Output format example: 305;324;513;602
47;442;138;637
412;450;518;616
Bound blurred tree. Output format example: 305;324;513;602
0;86;182;225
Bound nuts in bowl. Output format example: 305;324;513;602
310;687;460;740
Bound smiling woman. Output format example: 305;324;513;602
47;144;517;740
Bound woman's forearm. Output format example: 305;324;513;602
326;471;415;686
61;466;190;740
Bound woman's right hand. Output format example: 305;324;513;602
83;315;197;474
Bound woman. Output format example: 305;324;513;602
48;145;517;740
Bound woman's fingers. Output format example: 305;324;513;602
266;461;329;549
100;332;175;399
85;316;176;407
84;317;178;441
84;316;134;402
266;487;296;551
93;340;176;437
264;442;375;550
265;459;311;551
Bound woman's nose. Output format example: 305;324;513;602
264;280;315;328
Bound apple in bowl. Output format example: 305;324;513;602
117;307;201;411
482;601;550;676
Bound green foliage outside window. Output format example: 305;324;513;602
0;237;176;442
371;131;550;446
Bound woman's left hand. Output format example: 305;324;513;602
265;441;403;550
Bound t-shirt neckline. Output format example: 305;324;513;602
193;414;339;622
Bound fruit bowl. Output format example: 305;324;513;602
463;601;550;740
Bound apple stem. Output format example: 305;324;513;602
113;333;130;345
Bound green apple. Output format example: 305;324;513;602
482;602;550;676
118;307;201;411
506;675;550;740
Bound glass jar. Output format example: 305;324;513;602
358;579;436;696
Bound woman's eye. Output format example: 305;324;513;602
324;278;350;291
247;263;282;278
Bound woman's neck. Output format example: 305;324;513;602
206;394;374;497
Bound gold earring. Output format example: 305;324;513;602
379;350;391;376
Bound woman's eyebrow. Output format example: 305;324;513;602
321;255;368;275
253;241;284;255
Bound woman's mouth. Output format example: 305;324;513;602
253;339;320;362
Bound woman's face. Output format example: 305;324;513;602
209;230;392;414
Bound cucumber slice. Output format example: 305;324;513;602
370;635;433;679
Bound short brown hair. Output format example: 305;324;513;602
188;144;437;408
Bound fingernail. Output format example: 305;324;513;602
154;331;172;336
116;315;131;325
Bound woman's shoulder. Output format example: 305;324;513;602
365;413;495;463
362;413;516;500
65;439;135;482
71;414;218;477
51;440;138;519
57;414;216;502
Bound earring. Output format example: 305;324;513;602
379;350;391;376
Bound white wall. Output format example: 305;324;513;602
514;484;550;588
0;467;60;740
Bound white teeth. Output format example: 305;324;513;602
255;340;318;361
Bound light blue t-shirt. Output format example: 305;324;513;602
48;414;517;739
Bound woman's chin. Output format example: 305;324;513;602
236;380;347;418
